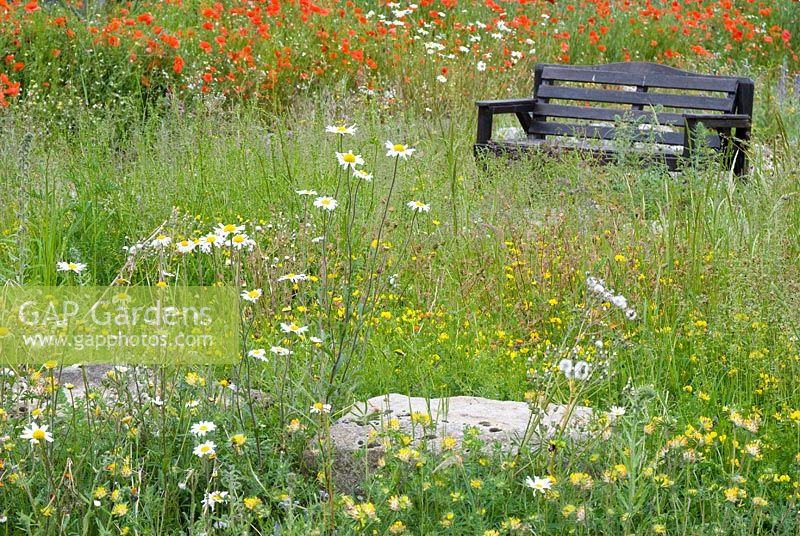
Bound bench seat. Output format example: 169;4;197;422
479;137;685;170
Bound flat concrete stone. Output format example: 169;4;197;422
4;365;270;409
311;393;592;493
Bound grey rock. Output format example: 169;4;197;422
309;393;592;493
55;364;269;406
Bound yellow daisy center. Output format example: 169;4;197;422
393;144;405;152
248;291;259;299
200;445;210;453
32;429;45;440
232;235;245;244
321;199;331;205
343;153;356;163
336;126;347;132
156;234;167;241
223;224;237;233
67;263;78;270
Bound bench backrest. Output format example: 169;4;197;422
530;62;754;149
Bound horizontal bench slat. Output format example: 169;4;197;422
479;139;684;170
536;85;736;111
533;103;687;125
528;121;721;148
541;66;739;93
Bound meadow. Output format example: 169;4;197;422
1;0;800;534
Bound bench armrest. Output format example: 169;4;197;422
476;98;538;113
476;98;537;145
682;114;752;177
683;114;751;129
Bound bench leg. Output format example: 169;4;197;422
476;107;493;146
732;127;750;178
682;120;697;163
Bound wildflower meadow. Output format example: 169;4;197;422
1;0;800;534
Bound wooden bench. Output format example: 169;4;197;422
475;62;754;176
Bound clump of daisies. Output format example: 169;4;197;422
122;218;260;261
586;274;637;320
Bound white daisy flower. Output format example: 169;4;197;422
193;440;216;458
57;261;87;274
176;239;196;254
248;348;268;362
353;169;373;181
230;234;256;251
477;61;487;71
336;150;365;169
281;322;309;336
277;273;308;283
20;423;54;445
241;289;263;303
325;124;357;135
197;233;223;253
314;196;338;211
151;234;172;248
270;346;292;356
385;141;416;159
296;189;318;196
608;406;626;420
310;402;332;414
406;200;431;213
524;475;552;494
202;490;228;510
216;223;245;237
190;421;217;437
309;336;323;344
